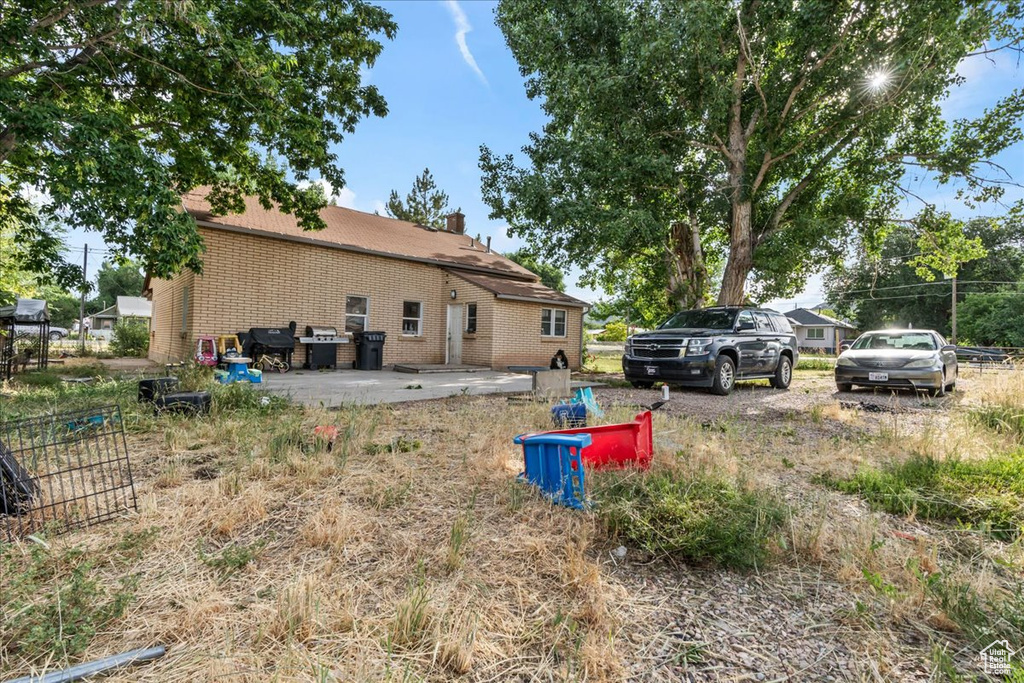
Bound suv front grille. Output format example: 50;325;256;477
631;341;685;359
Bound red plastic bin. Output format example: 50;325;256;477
521;410;653;470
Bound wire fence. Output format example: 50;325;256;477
0;405;137;543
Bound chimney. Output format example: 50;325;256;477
486;236;492;253
446;211;465;235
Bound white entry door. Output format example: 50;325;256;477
446;304;463;365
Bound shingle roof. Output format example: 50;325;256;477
786;308;855;328
449;270;588;308
181;187;537;280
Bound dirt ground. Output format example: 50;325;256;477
2;368;1017;681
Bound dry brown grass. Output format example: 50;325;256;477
4;372;1023;680
2;397;636;681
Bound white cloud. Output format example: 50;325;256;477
371;199;388;216
443;0;488;86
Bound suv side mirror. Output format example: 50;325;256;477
736;320;756;331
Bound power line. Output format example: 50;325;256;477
838;279;1021;295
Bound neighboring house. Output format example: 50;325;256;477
89;296;153;340
145;188;588;369
785;307;857;354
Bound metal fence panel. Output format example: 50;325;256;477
0;405;137;542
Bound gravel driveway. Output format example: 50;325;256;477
568;371;987;681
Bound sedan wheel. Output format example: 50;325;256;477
929;370;947;397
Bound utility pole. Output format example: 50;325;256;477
951;275;957;344
79;244;88;353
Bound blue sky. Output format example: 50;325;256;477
67;1;1023;311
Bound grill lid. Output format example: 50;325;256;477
305;325;338;338
247;327;296;350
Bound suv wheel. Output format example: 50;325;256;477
769;355;792;390
48;331;63;341
629;380;654;389
836;382;853;392
709;356;735;396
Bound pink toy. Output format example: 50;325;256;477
195;335;218;366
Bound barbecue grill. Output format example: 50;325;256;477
243;322;296;367
299;325;347;370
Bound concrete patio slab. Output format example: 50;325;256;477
258;368;534;406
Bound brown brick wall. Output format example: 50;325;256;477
148;227;585;369
149;270;195;363
491;299;584;370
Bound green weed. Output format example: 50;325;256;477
819;452;1024;540
198;538;268;578
1;541;136;663
593;469;788;569
364;436;422;455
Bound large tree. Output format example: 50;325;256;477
95;260;146;305
2;0;396;284
480;0;1024;307
504;248;566;291
825;217;1024;335
385;168;453;229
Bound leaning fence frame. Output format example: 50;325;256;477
0;405;137;543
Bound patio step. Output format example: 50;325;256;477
392;364;491;374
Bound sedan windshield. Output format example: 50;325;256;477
659;309;737;330
852;332;937;351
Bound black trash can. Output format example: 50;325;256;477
353;331;386;370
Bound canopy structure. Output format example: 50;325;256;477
1;298;51;380
0;298;50;323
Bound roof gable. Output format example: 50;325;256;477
182;188;538;281
785;307;855;328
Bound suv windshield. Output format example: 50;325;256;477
659;309;737;330
852;332;937;351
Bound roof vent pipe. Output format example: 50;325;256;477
486;236;491;253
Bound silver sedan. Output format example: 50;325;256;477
835;329;958;396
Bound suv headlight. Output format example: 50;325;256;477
903;358;937;369
687;338;712;355
624;338;633;356
837;356;855;367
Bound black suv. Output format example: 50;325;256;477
622;307;799;395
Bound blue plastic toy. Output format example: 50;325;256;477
513;432;592;509
572;387;604;418
551;402;587;428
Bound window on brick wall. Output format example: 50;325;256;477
346;295;369;333
806;327;825;340
402;301;422;336
465;303;477;333
541;308;567;337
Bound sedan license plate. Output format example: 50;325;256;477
645;366;658;376
869;372;889;382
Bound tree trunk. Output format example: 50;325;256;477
717;200;753;305
666;213;708;310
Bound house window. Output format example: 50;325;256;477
806;327;825;340
181;286;189;333
541;308;567;337
465;303;477;333
346;295;369;333
402;301;422;336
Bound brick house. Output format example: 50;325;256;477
146;189;588;370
